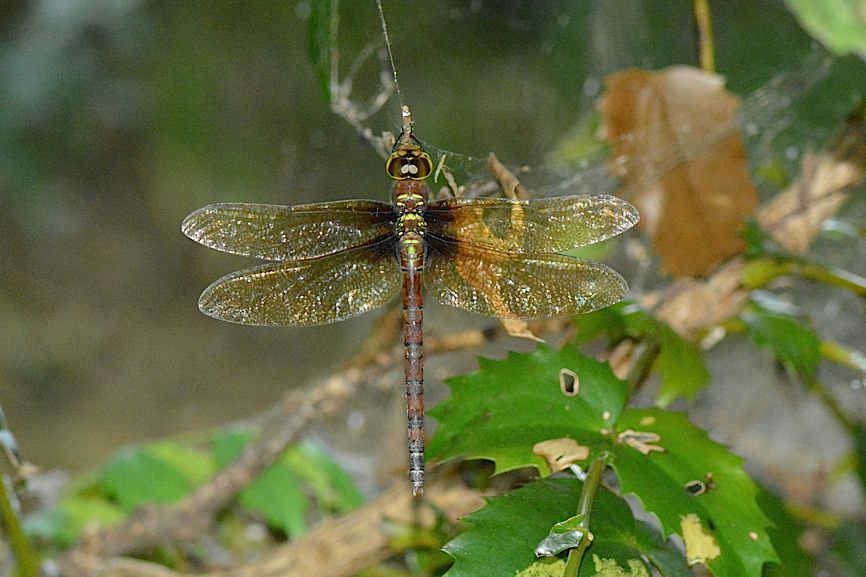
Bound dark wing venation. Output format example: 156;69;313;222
425;194;638;253
198;240;400;326
424;237;627;319
182;200;395;261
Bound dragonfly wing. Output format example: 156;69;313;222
182;200;395;261
426;194;638;253
425;239;628;319
199;241;401;326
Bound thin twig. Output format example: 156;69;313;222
692;0;715;73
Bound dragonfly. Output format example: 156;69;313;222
182;107;639;496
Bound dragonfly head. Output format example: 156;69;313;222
387;142;432;181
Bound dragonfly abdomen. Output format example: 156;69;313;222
399;230;427;496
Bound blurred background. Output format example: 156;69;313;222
0;0;863;502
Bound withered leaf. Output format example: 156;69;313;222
599;66;758;277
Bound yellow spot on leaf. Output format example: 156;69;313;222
680;513;721;565
533;438;590;473
515;558;565;577
593;555;650;576
639;415;656;426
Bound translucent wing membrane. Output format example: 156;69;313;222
425;194;638;253
182;201;395;261
198;241;401;326
425;238;628;319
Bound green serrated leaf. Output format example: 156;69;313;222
100;445;200;511
25;495;124;546
785;0;866;59
613;409;778;577
655;325;710;407
306;0;338;99
757;487;814;577
633;520;693;577
443;478;652;577
428;346;627;475
741;303;821;380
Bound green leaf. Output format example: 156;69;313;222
430;348;777;576
240;458;309;537
614;409;778;577
655;325;710;407
212;428;256;468
25;496;124;546
852;423;866;495
212;430;362;535
831;519;866;577
443;478;655;577
785;0;866;59
572;301;656;345
286;442;364;513
306;0;338;99
100;444;207;511
572;303;709;405
213;429;307;536
757;487;814;577
534;514;587;556
428;346;628;474
633;520;693;577
741;302;821;380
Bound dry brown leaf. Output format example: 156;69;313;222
599;66;759;277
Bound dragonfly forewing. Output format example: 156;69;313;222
198;241;402;326
424;239;628;319
425;194;638;254
182;201;395;261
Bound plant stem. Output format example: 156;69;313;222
624;338;662;400
0;476;39;577
820;340;866;374
692;0;715;72
797;261;866;297
563;452;610;577
743;257;866;297
805;378;856;433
